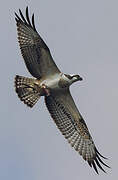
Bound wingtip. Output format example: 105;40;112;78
32;13;37;31
19;9;22;16
14;6;37;32
26;6;29;17
26;6;28;16
95;147;108;159
87;147;110;174
26;6;29;11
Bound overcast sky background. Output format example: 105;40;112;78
0;0;117;179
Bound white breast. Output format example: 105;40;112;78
40;73;61;90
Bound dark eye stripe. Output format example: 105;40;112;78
64;74;73;79
72;75;78;78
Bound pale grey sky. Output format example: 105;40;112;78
0;0;117;179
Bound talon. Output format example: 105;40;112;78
42;84;50;96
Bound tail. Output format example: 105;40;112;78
15;75;41;107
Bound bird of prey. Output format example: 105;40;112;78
14;7;110;174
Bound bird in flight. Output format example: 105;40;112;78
14;7;110;174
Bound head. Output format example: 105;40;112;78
64;74;83;84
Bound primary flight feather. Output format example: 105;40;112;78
14;7;110;174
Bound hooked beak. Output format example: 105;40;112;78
79;76;83;81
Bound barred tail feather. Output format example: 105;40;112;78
15;75;41;107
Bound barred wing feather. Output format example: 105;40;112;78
15;7;60;79
45;90;109;174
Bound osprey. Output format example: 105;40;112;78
14;7;110;174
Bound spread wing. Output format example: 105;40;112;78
45;89;110;174
15;7;60;79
